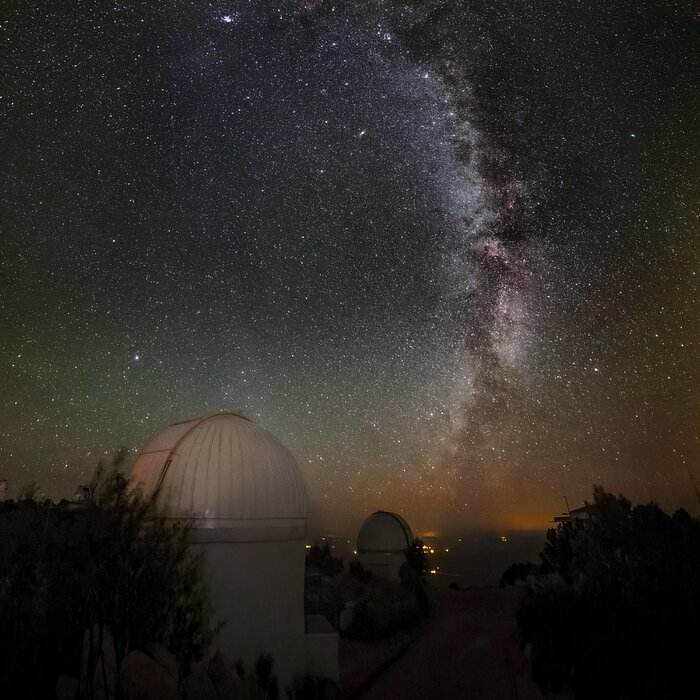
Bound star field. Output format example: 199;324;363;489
1;1;698;532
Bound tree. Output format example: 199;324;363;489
516;486;700;699
0;458;215;698
404;537;430;580
305;542;343;578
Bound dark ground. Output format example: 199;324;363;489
340;586;572;700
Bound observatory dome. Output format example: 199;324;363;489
130;412;307;541
357;510;414;554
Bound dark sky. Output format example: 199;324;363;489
1;0;698;533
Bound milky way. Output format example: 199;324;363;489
1;1;697;532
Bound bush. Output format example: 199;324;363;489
342;538;430;640
305;543;343;578
499;561;539;587
287;673;339;700
0;462;215;698
517;485;700;698
405;538;430;579
347;558;374;583
255;652;279;700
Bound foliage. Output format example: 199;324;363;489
255;652;279;700
17;480;39;501
404;537;430;579
287;673;338;700
304;543;345;630
400;538;430;616
347;558;373;583
305;542;343;578
499;561;539;587
0;458;215;699
342;537;430;640
516;485;700;699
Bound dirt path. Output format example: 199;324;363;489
350;586;570;700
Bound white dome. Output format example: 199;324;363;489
130;412;307;541
357;511;414;554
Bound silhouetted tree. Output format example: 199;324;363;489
305;542;343;578
516;485;700;699
401;538;430;615
343;537;430;640
255;652;279;700
0;455;215;698
404;537;430;579
499;561;539;587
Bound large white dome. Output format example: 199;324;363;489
130;412;307;541
357;510;414;554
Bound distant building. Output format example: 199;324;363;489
130;412;337;688
357;510;414;580
553;504;594;524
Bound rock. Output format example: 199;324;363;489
119;649;178;700
144;642;178;681
55;674;78;700
180;671;218;700
208;651;244;700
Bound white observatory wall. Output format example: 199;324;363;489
193;537;306;691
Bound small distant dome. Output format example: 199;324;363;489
130;412;307;541
357;510;413;554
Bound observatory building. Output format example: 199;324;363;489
357;510;414;580
130;412;310;687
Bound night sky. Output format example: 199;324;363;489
1;1;698;533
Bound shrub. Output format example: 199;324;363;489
499;561;539;587
342;537;430;640
305;543;343;578
517;486;700;698
0;462;215;698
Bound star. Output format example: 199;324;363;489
0;0;695;534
